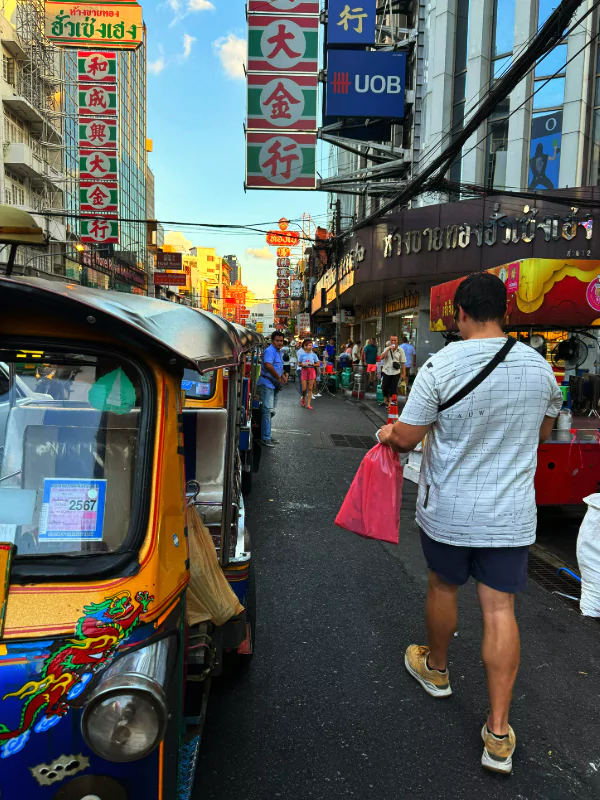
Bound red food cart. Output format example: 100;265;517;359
430;258;600;506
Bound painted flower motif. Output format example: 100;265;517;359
0;730;30;758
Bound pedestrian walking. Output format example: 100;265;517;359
380;335;407;409
257;331;288;448
298;338;320;410
377;273;563;774
400;336;417;375
362;337;378;390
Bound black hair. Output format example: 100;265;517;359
302;338;313;347
454;272;507;323
271;331;284;341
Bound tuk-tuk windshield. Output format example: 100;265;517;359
182;368;216;400
0;349;143;558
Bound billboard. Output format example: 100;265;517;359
267;229;300;246
79;117;117;150
157;252;183;271
248;0;320;12
247;73;318;131
326;50;406;119
78;51;117;83
528;111;562;192
80;182;118;216
246;132;317;189
291;279;304;298
80;218;119;244
430;259;600;330
45;2;143;49
79;150;118;181
327;0;376;46
79;83;118;116
153;272;187;287
247;14;319;73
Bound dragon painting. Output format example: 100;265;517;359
0;589;153;753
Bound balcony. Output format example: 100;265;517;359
4;143;65;185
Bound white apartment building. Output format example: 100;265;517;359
0;0;73;276
249;302;276;336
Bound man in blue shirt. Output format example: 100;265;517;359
257;331;287;447
400;336;417;374
325;338;336;365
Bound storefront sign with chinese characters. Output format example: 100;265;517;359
80;182;118;216
80;217;119;244
277;256;291;266
248;0;320;13
277;247;291;257
45;2;143;49
327;0;377;46
247;14;319;73
79;117;117;149
248;73;318;132
383;204;594;259
356;304;381;321
78;50;117;82
79;150;118;181
78;83;118;115
246;131;317;189
277;267;290;278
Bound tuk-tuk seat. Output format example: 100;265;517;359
183;408;227;525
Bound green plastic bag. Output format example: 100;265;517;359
89;368;137;414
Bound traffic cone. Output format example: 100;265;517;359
387;395;399;425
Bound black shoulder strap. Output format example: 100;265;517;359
438;337;517;413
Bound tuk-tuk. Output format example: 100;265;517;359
0;211;255;799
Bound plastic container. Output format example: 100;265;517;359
557;408;573;430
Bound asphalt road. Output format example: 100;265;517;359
194;386;600;800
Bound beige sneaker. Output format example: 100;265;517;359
481;724;516;774
404;645;452;698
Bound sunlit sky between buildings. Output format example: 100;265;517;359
145;0;327;301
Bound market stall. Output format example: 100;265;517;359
430;258;600;507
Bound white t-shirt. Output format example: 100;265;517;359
400;338;563;547
382;345;407;376
352;344;361;362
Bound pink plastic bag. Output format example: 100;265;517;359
335;444;403;544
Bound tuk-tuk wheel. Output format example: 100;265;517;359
242;467;253;495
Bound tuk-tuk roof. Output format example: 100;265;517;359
0;204;45;245
233;324;265;349
0;276;244;370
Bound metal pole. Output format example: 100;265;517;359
5;244;17;277
335;199;342;352
220;363;239;567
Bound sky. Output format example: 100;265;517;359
144;0;327;302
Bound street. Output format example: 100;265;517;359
195;386;600;800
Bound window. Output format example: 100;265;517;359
449;0;470;185
486;0;515;188
2;55;14;86
182;369;216;401
0;350;144;558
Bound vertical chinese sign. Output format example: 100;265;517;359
45;1;144;246
246;0;320;190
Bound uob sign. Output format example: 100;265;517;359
326;50;406;119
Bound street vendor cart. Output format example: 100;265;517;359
430;258;600;506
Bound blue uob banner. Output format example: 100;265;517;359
326;50;406;119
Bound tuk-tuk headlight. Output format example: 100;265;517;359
82;674;167;762
81;637;171;763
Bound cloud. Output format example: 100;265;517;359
188;0;215;9
167;0;181;10
165;231;193;252
148;50;167;75
213;33;247;80
246;247;274;261
182;33;196;59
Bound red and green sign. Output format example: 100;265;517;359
81;218;119;244
246;132;316;189
79;117;117;149
248;73;317;131
79;83;117;116
80;182;118;215
80;149;118;181
430;259;600;331
248;0;320;13
78;50;117;82
247;14;319;73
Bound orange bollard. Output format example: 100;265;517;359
387;394;399;426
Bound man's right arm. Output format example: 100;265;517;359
539;416;555;443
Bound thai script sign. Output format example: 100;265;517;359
382;204;594;259
45;2;143;50
327;0;377;47
267;229;300;245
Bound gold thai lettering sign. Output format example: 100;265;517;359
45;2;143;49
385;293;419;314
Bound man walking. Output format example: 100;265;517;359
400;335;417;375
378;273;562;774
380;335;407;409
362;337;378;390
257;331;288;448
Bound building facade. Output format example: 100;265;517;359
223;253;241;284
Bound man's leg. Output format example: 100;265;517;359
426;571;459;671
261;387;273;441
477;584;520;736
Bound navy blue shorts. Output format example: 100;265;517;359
420;530;529;594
